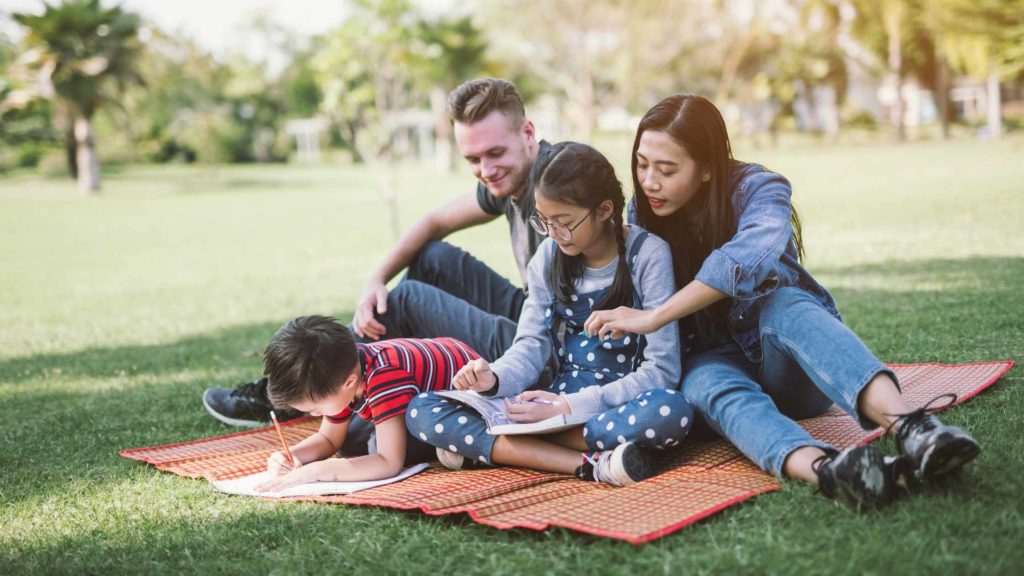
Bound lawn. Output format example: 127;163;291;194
1;137;1022;574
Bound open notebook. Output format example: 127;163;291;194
211;463;429;498
435;390;589;435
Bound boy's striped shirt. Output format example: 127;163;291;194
326;338;479;425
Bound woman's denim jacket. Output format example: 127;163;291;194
628;162;840;365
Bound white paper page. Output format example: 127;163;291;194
211;463;429;498
434;390;512;428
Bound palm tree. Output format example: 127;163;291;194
13;0;142;194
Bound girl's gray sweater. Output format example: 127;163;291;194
490;224;681;418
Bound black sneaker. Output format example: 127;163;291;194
576;443;656;486
202;377;304;427
890;393;981;481
813;444;902;511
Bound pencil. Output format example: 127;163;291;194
269;410;296;467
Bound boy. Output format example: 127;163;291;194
256;315;479;491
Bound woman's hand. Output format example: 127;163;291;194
451;358;497;393
505;390;570;423
584;306;662;340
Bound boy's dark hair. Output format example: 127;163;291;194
446;77;525;129
263;315;358;409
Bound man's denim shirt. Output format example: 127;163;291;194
628;162;840;365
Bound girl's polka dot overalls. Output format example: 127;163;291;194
407;231;693;463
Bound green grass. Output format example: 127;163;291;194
1;137;1023;574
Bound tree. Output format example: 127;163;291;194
932;0;1024;138
477;0;695;141
312;0;432;238
13;0;143;194
107;27;227;163
0;30;62;170
850;0;948;141
415;14;487;172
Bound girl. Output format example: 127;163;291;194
585;94;980;508
406;142;693;486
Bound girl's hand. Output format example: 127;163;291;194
265;451;301;477
584;306;661;340
451;358;497;393
506;390;570;423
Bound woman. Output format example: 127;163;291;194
584;94;980;510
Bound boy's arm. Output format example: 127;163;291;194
262;418;407;489
293;417;349;463
265;417;348;477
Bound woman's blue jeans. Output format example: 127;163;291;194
682;287;897;478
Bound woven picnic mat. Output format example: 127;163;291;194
121;361;1013;544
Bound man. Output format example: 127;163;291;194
203;77;554;428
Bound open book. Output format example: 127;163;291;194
211;462;429;498
435;390;589;435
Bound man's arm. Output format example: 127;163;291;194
354;192;498;339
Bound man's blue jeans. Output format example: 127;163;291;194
682;287;897;478
344;240;536;461
368;240;526;362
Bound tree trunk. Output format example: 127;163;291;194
888;35;905;141
986;69;1002;139
565;60;596;142
430;85;453;173
74;115;100;194
935;41;950;140
884;1;905;142
717;26;756;104
64;126;78;180
342;119;365;164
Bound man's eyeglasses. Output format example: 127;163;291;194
528;209;593;242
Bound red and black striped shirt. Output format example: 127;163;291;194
326;337;479;425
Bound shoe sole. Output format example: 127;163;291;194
436;448;466;470
919;436;981;480
202;389;264;428
833;445;891;511
614;444;656;485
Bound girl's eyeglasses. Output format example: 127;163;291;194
528;209;593;242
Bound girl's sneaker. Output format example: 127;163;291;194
889;393;981;481
813;444;906;511
576;443;656;486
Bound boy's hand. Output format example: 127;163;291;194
506;391;570;423
266;451;301;477
451;358;496;393
255;464;313;493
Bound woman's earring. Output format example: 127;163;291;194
701;172;711;182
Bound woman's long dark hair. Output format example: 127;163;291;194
530;142;632;309
631;94;804;285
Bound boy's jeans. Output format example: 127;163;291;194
682;287;897;478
